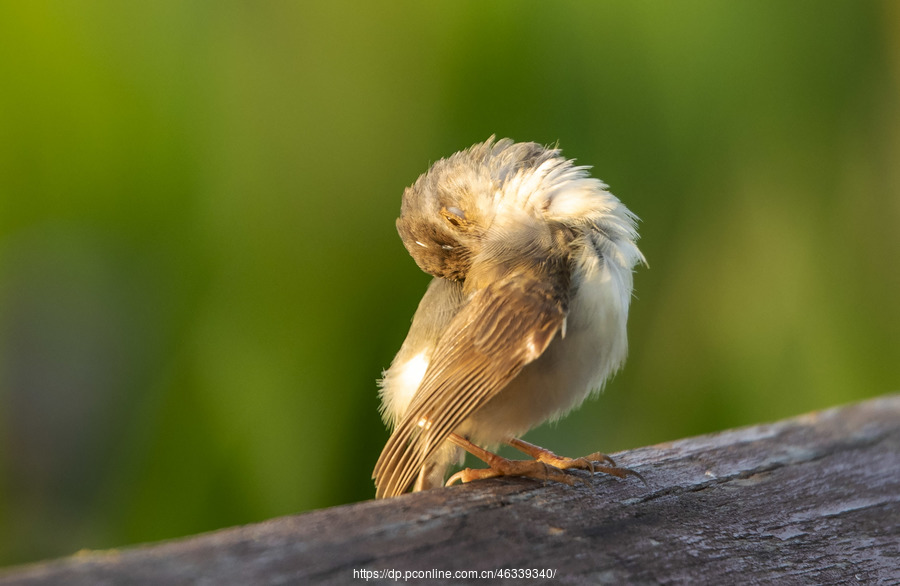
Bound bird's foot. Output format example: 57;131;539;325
507;437;644;482
444;434;645;488
445;450;583;487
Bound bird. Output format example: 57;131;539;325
373;137;645;499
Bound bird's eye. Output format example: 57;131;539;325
441;206;468;228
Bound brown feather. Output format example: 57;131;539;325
373;275;566;498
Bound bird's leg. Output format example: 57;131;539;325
445;433;582;487
507;437;643;481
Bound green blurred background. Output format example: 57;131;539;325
1;0;898;567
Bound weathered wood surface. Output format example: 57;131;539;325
2;394;898;585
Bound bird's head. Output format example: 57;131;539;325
396;137;642;286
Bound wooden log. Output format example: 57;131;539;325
2;395;898;585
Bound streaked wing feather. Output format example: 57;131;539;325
373;277;565;498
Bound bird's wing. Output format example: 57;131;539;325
373;275;566;498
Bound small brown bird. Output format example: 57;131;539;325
373;137;645;499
